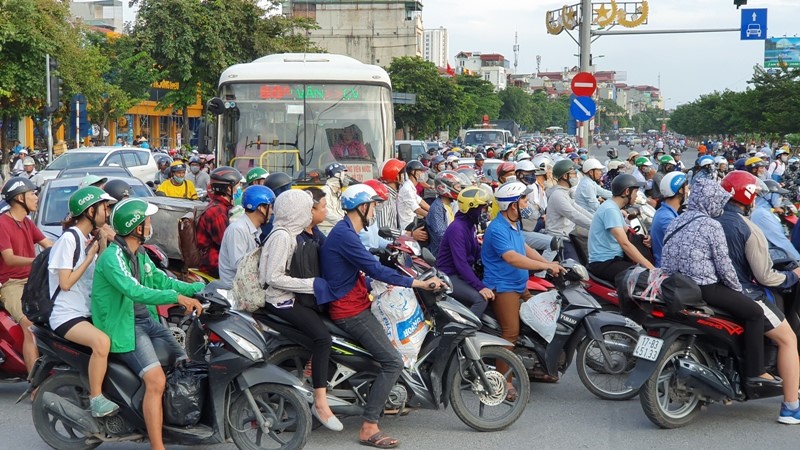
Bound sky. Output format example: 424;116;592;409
122;0;800;109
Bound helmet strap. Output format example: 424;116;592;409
357;203;372;231
13;193;31;215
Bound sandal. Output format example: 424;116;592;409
359;431;400;449
506;385;518;402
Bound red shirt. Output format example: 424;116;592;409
0;213;46;283
196;194;232;277
329;273;370;321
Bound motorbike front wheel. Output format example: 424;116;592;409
31;372;100;450
639;341;704;428
576;325;639;401
228;383;312;450
449;346;529;432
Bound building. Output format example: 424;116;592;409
454;52;509;90
423;27;448;68
281;0;424;67
70;0;123;33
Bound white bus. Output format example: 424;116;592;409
206;53;394;183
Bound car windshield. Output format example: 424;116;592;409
464;131;505;146
47;152;105;170
42;182;150;225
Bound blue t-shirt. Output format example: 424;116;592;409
482;214;527;293
588;200;625;263
650;203;678;267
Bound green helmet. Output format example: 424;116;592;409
246;167;269;185
659;155;676;166
110;198;158;236
68;186;114;218
552;159;576;179
635;157;652;168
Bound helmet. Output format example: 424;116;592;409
103;179;132;203
497;162;517;179
68;186;114;218
156;156;171;170
733;157;747;171
567;152;580;161
581;158;604;173
405;160;425;174
169;161;187;174
755;151;767;159
628;151;640;161
607;160;625;171
79;174;108;188
634;157;652;168
474;153;485;161
341;184;382;211
745;156;766;169
515;151;531;161
210;166;243;186
762;179;789;195
495;182;533;211
697;155;715;168
606;148;618;159
659;155;677;166
776;148;790;157
789;157;800;166
245;167;269;184
188;156;202;165
363;179;389;201
324;162;348;178
455;166;478;185
553;159;576;179
110;198;158;236
660;172;687;198
431;155;445;167
1;177;37;201
670;148;682;155
611;174;641;196
457;186;492;214
264;172;293;195
242;185;276;211
434;171;468;200
577;148;588;155
22;157;35;166
380;158;406;183
715;156;728;166
720;171;760;207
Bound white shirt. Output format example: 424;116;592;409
397;179;421;231
768;160;785;178
218;215;261;289
49;227;94;330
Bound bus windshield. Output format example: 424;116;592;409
218;82;393;181
463;130;506;146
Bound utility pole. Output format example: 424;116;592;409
579;0;592;147
513;31;520;74
45;54;54;161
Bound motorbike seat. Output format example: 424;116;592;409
588;272;616;289
261;311;356;341
481;312;501;331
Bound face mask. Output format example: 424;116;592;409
519;204;534;219
521;174;536;185
190;166;200;174
568;176;579;187
173;176;184;184
418;171;429;183
233;186;243;205
436;164;446;172
781;155;788;162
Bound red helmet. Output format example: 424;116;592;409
720;170;759;206
497;162;517;180
433;170;468;200
380;158;406;183
363;179;389;201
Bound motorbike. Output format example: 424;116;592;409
480;260;643;400
0;307;26;381
28;284;314;449
254;236;531;432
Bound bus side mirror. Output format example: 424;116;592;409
196;118;210;154
207;97;226;116
398;143;412;162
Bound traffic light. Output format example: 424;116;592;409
734;0;747;9
46;57;62;115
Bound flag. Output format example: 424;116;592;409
446;63;455;77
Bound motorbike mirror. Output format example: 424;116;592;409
421;247;436;266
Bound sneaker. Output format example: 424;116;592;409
90;395;120;418
778;404;800;425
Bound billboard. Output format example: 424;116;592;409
764;37;800;68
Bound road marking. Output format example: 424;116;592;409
573;98;591;115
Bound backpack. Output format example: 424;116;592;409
178;204;208;268
231;227;288;312
22;229;81;326
289;233;322;309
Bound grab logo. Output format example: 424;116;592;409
77;194;95;206
124;212;142;228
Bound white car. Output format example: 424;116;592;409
37;146;159;185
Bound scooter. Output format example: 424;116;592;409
481;260;643;400
0;307;26;381
28;284;313;450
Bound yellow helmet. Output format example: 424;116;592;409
745;156;766;168
457;185;492;214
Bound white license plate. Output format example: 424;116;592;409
633;335;664;362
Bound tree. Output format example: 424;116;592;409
454;75;501;128
498;86;532;128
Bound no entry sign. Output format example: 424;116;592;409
571;72;597;97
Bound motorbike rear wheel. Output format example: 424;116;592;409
449;346;529;432
576;326;639;400
228;384;311;450
639;341;704;428
31;372;100;450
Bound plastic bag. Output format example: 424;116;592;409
370;281;428;368
163;361;208;426
520;290;561;343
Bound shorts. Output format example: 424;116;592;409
0;278;27;323
756;299;784;330
115;316;187;378
54;316;91;339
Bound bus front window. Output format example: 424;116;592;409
218;83;392;181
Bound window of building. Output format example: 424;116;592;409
485;73;491;81
294;3;316;20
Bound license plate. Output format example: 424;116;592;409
633;335;664;362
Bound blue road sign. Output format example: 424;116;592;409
569;95;596;122
741;8;767;41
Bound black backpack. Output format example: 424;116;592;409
23;229;81;326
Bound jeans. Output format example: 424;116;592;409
335;310;404;423
449;274;488;318
116;316;187;378
521;231;557;262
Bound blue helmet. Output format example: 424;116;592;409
697;155;715;168
733;157;747;171
242;185;276;211
432;155;445;166
325;162;348;178
341;184;382;211
659;172;687;198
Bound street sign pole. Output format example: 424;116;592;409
45;54;53;161
579;0;592;148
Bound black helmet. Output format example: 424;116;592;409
552;159;576;179
606;148;618;159
103;179;132;203
611;174;641;197
210;166;242;186
405;160;425;173
324;162;348;178
264;172;293;195
1;177;37;201
156;155;171;170
474;152;486;161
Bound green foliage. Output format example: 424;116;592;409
454;75;501;128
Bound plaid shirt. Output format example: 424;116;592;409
196;194;232;277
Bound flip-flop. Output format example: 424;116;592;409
506;386;518;402
359;431;400;449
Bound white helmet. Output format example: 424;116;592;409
714;156;728;166
533;154;554;170
660;172;687;198
515;160;536;172
495;182;532;211
516;152;531;161
581;158;604;173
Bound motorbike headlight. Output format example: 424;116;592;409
226;331;264;361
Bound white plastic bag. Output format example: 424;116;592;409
370;281;428;368
520;290;561;343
